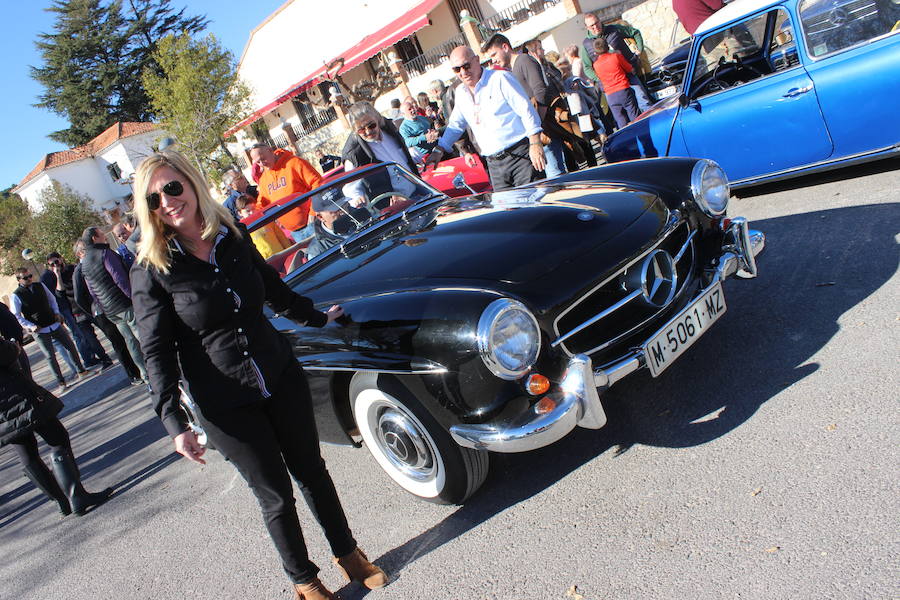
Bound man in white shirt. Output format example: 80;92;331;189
425;46;546;190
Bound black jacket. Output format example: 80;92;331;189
130;226;328;437
0;302;24;344
341;119;419;175
73;263;98;317
81;243;132;316
43;265;89;322
0;339;63;446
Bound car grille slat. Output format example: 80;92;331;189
552;220;696;358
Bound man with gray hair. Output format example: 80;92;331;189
222;168;257;219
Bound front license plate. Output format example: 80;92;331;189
657;85;678;99
643;283;727;377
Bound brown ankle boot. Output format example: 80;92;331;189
293;578;336;600
334;547;389;589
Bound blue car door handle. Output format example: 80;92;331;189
783;85;813;98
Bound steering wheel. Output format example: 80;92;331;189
366;192;413;216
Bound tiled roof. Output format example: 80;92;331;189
15;122;158;191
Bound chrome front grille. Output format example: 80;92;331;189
552;220;696;357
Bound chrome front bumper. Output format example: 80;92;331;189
450;220;765;453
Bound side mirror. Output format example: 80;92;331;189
678;93;691;109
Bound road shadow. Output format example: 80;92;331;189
337;201;899;596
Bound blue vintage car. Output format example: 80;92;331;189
603;0;900;188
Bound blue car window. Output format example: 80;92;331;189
799;0;900;58
689;11;773;98
770;10;801;70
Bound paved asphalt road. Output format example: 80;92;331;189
1;160;897;600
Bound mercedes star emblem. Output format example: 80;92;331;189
640;250;677;307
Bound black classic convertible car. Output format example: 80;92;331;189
181;159;765;504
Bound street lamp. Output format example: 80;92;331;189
21;248;42;276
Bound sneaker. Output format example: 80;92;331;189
130;377;145;386
99;361;115;372
58;381;69;392
76;370;95;381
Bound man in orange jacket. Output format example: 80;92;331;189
250;144;322;241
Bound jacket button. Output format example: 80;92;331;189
226;288;232;292
243;351;248;356
233;308;239;313
237;328;243;333
214;268;219;273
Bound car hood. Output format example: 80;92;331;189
294;183;671;308
635;93;682;123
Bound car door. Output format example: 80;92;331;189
796;0;900;157
675;8;834;184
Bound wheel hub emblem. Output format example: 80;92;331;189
640;250;677;307
384;431;409;461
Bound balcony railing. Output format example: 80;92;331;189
404;32;466;78
271;133;291;149
481;0;562;35
293;106;338;138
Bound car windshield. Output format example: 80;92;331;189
253;163;442;277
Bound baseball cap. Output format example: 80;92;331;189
312;187;346;212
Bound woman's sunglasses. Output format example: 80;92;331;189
146;180;184;210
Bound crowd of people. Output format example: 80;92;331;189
1;8;725;599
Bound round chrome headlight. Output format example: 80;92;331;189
476;299;540;380
690;160;729;217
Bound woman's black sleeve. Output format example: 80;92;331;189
130;264;189;438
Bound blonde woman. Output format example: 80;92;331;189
129;151;386;600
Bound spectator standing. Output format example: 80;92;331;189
399;97;439;160
40;252;93;366
0;300;31;378
80;227;148;383
11;266;90;391
250;144;322;243
0;337;112;517
592;38;640;129
674;0;725;34
45;252;114;371
580;12;654;112
131;150;387;599
222;168;259;220
72;240;143;385
342;101;420;175
112;223;136;269
483;34;567;178
427;46;545;190
314;147;342;173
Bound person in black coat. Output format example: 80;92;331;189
0;301;30;378
0;338;112;516
129;150;386;600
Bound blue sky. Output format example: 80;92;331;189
0;1;284;191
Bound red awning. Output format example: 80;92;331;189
225;0;442;137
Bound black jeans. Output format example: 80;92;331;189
485;137;537;191
199;362;356;584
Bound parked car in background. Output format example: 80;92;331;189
644;19;693;100
603;0;900;188
185;159;765;504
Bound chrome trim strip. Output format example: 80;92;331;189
551;216;686;352
550;289;642;348
301;365;448;374
673;229;696;263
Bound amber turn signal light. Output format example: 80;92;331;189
526;374;550;396
534;396;557;414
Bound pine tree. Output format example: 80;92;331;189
31;0;207;147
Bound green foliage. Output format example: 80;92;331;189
142;33;252;178
0;184;101;276
31;0;207;147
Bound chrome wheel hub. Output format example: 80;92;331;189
374;406;435;482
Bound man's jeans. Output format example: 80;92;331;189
59;306;93;366
108;307;148;380
543;138;568;179
36;325;85;385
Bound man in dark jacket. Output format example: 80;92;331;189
42;252;112;370
580;12;653;112
72;240;143;385
80;227;147;382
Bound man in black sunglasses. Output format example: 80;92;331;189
79;227;149;384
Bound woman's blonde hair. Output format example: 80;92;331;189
132;150;240;273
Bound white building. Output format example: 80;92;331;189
225;0;651;168
14;122;164;217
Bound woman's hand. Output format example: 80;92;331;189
174;430;206;465
325;304;344;324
